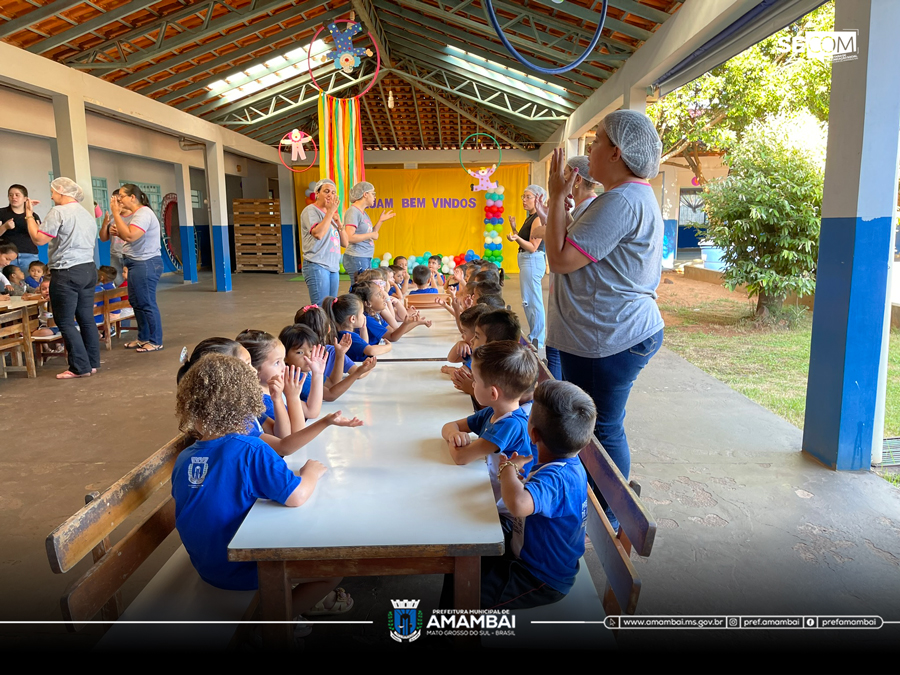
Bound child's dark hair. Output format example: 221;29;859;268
476;294;505;310
473;269;500;286
394;255;407;265
412;265;430;286
471;341;538;399
476;309;520;342
480;261;504;284
235;329;280;370
97;265;117;283
530;380;597;457
473;280;503;298
294;304;335;345
428;255;441;264
459;304;490;329
177;337;244;383
2;264;19;280
388;264;405;275
278;324;319;353
0;243;18;256
350;280;379;314
28;260;46;272
323;294;363;330
176;353;263;437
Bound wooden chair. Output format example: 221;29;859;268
99;288;134;351
46;434;257;649
0;307;37;378
405;292;451;309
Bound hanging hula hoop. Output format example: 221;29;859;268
277;131;318;174
483;0;608;75
459;133;502;171
306;20;381;99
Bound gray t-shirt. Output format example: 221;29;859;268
547;181;664;359
40;202;97;270
300;204;341;271
122;207;161;261
343;205;374;258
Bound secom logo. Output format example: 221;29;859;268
776;30;858;62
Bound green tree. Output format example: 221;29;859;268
701;111;826;316
649;2;833;183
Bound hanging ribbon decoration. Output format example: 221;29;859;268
318;93;366;213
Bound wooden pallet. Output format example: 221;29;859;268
233;199;283;273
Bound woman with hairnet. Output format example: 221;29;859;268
300;179;348;305
540;110;665;530
507;184;548;350
25;177;101;379
342;181;395;282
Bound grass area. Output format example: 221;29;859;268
661;303;900;437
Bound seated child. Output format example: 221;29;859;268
408;265;438;294
441;304;490;376
172;352;353;627
428;255;445;286
25;261;45;289
441;340;539;513
446;263;467;293
451;309;522;397
280;324;375;402
2;265;30;296
388;264;408;298
324;294;392;361
179;337;361;457
0;243;18;292
472;280;503;303
480;261;505;285
294;304;368;381
32;279;63;344
480;379;597;610
351;280;430;343
94;266;120;335
476;294;506;310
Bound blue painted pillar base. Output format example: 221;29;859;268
281;223;297;274
180;225;198;284
662;218;677;269
803;216;893;470
211;225;232;292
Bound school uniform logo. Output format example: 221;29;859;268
188;457;209;486
388;599;422;642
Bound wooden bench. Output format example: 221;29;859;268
485;358;656;649
97;287;135;351
46;433;257;651
404;292;451;309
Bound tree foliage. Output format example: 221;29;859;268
701;111;826;315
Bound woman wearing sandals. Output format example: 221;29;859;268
110;184;164;353
24;177;101;379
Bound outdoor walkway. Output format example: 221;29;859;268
2;272;899;654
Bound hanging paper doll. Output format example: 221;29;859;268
324;21;374;74
467;165;498;192
280;129;313;161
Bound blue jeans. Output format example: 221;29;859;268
518;251;546;348
559;329;663;528
342;254;371;283
125;256;164;345
546;345;562;380
304;261;339;307
49;262;101;375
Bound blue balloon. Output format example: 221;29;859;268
497;217;504;225
484;219;491;225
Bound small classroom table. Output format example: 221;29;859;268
378;310;462;361
228;361;503;648
0;296;42;378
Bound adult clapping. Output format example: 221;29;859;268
342;181;395;282
301;179;348;306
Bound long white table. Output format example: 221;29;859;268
228;361;502;647
377;310;463;361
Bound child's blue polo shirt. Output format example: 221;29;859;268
466;406;536;512
509;457;588;594
409;287;438;294
172;434;301;591
323;344;354;375
338;329;370;362
364;313;388;345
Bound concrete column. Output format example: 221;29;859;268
660;168;679;269
175;162;198;284
278;164;297;274
52;93;96;262
205;140;232;292
802;0;900;470
622;85;647;114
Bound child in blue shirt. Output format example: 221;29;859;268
279;324;376;402
351;280;432;343
172;352;353;628
25;260;45;288
324;294;392;362
481;379;596;609
441;304;490;377
441;340;539;514
93;265;119;326
427;255;446;286
408;265;439;294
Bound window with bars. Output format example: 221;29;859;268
191;190;202;209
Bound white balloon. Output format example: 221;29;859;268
383;252;392;260
381;260;389;267
448;261;456;269
441;264;450;273
492;236;502;245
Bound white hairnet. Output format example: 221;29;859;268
566;155;598;184
314;178;336;192
524;184;547;201
602;110;662;179
50;177;84;202
349;181;375;202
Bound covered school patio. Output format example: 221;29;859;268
1;0;899;660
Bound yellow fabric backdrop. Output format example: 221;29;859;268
295;163;530;273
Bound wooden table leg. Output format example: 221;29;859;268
258;561;293;650
454;555;481;648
